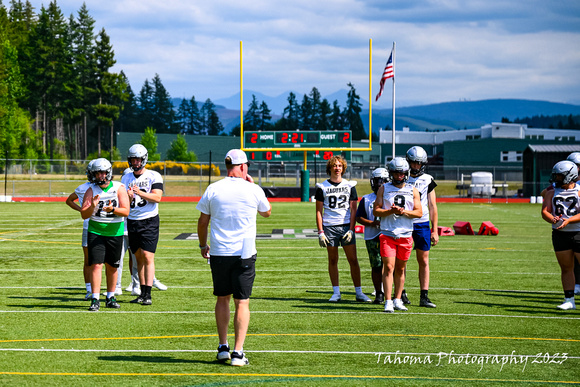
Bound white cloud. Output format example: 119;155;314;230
21;0;580;105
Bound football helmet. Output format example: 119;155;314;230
387;157;410;185
406;146;428;176
89;158;113;185
567;152;580;166
85;160;95;182
122;167;133;176
127;144;148;171
550;160;578;188
370;167;389;193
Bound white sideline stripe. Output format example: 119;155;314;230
0;269;561;275
0;286;563;293
0;310;578;320
0;348;578;359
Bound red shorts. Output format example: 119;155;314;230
379;234;413;261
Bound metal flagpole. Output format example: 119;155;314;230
391;41;396;159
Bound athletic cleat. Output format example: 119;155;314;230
216;344;231;362
125;284;134;292
384;300;394;313
131;287;142;296
575;284;580;295
356;293;372;302
230;351;249;366
420;296;436;308
557;297;576;310
85;291;92;301
88;298;100;311
141;297;152;306
328;293;341;302
393;298;408;311
401;291;411;305
130;296;145;304
373;293;385;304
105;297;121;309
153;279;168;291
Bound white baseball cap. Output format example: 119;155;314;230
225;149;249;165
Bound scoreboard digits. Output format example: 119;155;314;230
245;130;351;148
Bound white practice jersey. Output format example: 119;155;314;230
121;169;163;220
379;182;416;238
75;181;91;230
408;173;437;224
196;177;271;258
315;179;358;227
552;185;580;232
89;181;125;224
356;192;381;240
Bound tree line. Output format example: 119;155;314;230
0;1;370;165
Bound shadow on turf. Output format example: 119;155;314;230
253;290;379;311
455;290;577;314
98;355;215;365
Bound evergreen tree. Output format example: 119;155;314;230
330;100;343;130
137;79;154;131
139;127;160;161
317;98;331;131
259;101;272;130
243;95;260;131
69;2;97;158
276;91;300;131
344;83;365;140
207;108;224;136
151;73;175;133
309;87;322;130
189;95;202;134
166;134;197;162
115;71;139;132
300;94;312;130
176;98;190;133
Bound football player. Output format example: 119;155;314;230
373;157;422;313
404;146;438;308
541;160;580;310
121;144;164;306
316;155;371;303
356;168;389;304
81;158;130;311
566;152;580;296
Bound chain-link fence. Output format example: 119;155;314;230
0;159;527;198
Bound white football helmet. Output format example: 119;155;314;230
550;160;578;187
127;144;148;171
89;158;113;185
85;160;95;182
122;167;133;176
370;167;389;193
406;146;428;176
567;152;580;166
387;157;410;185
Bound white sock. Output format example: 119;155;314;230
106;292;115;298
233;349;243;355
355;286;363;295
92;293;99;300
85;283;91;292
332;286;340;294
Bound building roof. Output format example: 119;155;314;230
525;144;580;153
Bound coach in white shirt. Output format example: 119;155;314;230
196;149;271;366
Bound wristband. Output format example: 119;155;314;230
318;230;324;234
199;244;208;249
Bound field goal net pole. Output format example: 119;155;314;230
239;40;374;201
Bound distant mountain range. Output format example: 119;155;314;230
173;92;580;133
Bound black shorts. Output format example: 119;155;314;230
210;255;256;299
552;230;580;252
127;215;160;254
87;232;123;267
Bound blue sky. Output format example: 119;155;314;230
24;0;580;107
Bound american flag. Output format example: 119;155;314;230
375;50;394;101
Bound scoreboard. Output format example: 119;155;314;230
244;130;351;162
245;130;351;149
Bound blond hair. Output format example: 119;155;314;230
326;155;347;176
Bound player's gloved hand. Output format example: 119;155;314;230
342;230;354;243
318;232;329;248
